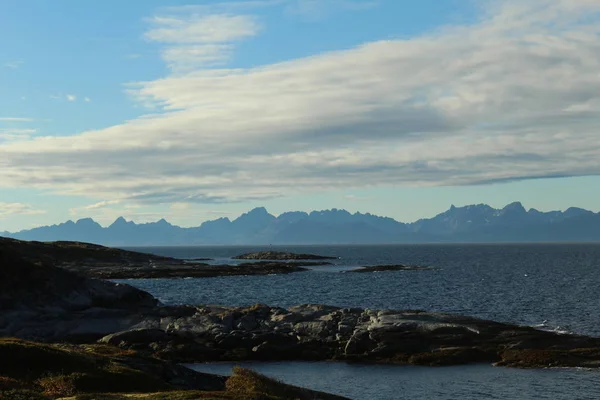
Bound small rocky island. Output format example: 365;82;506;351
74;261;326;280
232;251;338;260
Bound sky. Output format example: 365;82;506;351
1;0;600;231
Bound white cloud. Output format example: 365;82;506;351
83;200;121;210
50;94;84;102
0;129;37;142
0;117;33;122
1;0;600;207
84;97;91;102
145;8;262;71
344;194;373;202
4;60;23;69
161;44;235;71
0;203;46;218
146;13;260;43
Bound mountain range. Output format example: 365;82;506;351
2;202;600;246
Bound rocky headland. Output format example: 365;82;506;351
2;238;600;372
0;238;331;280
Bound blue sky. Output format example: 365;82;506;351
1;0;600;231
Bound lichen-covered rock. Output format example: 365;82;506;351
93;304;600;369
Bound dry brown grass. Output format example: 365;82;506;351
0;377;32;391
0;339;345;400
37;374;78;398
79;344;138;358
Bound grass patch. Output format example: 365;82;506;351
0;338;170;396
57;393;235;400
226;366;344;399
0;390;51;400
0;339;346;400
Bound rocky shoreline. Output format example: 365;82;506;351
95;304;600;369
3;237;600;376
1;238;442;280
0;238;337;280
66;261;330;280
0;337;348;400
0;243;348;399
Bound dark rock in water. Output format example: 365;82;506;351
232;251;337;260
81;261;317;279
346;264;437;273
91;304;600;369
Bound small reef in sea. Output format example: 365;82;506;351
232;251;338;260
346;264;437;273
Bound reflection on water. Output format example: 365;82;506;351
188;361;600;400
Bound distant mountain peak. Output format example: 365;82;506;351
502;201;526;213
248;207;269;214
109;216;131;228
5;201;599;245
75;218;100;227
235;207;274;220
232;207;276;233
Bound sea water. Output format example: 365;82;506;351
119;243;600;399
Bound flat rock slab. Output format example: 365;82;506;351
93;304;600;369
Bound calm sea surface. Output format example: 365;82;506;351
120;244;600;399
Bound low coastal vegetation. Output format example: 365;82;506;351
0;338;346;400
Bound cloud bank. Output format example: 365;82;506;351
0;203;46;218
1;0;600;209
